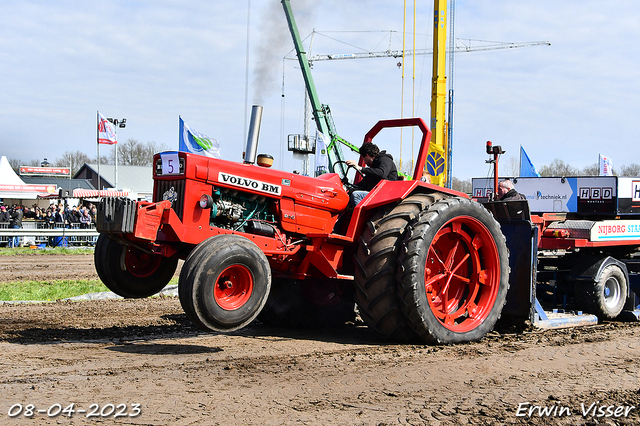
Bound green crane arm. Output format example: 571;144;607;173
281;0;356;176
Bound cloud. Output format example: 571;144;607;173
1;1;639;181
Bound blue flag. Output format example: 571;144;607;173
179;116;221;158
520;146;540;177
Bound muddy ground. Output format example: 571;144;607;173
0;254;639;425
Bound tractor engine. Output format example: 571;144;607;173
206;189;277;237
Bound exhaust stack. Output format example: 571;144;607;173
244;105;263;164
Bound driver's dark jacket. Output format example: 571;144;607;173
354;151;398;192
499;189;527;201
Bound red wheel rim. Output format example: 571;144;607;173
124;247;163;278
214;265;254;310
423;215;500;333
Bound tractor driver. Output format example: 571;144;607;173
497;179;526;201
346;142;398;206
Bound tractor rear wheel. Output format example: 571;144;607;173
575;264;627;320
354;193;445;342
94;233;178;298
178;234;271;332
397;197;509;344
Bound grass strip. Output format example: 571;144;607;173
0;247;94;256
0;278;180;301
0;280;109;301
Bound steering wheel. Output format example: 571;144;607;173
332;160;364;192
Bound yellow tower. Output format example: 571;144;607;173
428;0;448;186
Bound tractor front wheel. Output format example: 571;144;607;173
94;233;178;298
179;234;271;332
398;197;509;344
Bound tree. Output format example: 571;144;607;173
502;156;519;177
618;163;640;177
581;163;599;176
394;160;415;178
56;151;90;176
538;159;580;177
452;177;471;194
7;158;21;173
109;138;170;166
7;157;41;174
93;154;110;165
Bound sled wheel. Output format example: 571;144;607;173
179;234;271;332
576;264;627;320
258;278;355;328
398;197;509;344
354;193;445;342
94;233;178;298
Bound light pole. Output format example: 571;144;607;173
107;118;126;191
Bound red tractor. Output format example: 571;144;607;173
95;115;509;344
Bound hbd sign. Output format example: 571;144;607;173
578;187;613;200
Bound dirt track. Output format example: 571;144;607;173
0;253;99;283
1;254;640;425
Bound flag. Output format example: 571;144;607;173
599;154;613;176
315;131;329;175
179;116;221;158
426;141;446;186
98;112;117;145
519;146;540;177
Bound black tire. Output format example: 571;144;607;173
258;278;355;328
179;234;271;332
178;237;220;330
575;264;628;320
398;197;510;344
94;233;178;298
354;193;445;342
94;233;112;286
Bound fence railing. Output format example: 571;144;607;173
0;222;98;247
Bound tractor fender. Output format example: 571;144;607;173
357;179;466;211
345;180;468;240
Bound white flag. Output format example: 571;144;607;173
178;116;221;158
98;112;117;145
599;154;613;176
315;131;329;175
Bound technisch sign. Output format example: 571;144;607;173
472;177;624;215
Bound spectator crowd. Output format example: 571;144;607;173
0;203;98;229
1;203;100;248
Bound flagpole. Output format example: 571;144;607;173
519;144;522;177
114;130;118;191
97;111;101;191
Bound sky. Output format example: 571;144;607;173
1;0;639;181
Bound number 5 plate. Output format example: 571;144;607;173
161;153;180;175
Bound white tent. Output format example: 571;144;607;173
0;156;26;185
0;156;56;201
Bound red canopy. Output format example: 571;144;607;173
72;189;129;198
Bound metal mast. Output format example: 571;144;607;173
446;0;455;188
429;0;448;187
